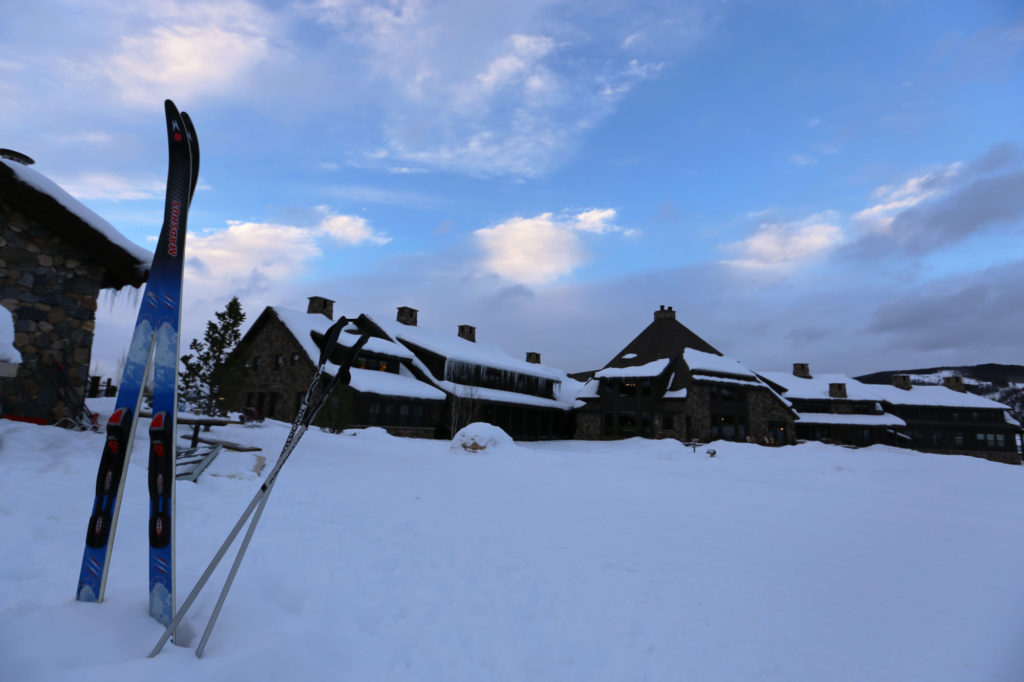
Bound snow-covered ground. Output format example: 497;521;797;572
2;405;1023;681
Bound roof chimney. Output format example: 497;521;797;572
943;375;966;393
793;363;811;379
458;324;476;342
653;305;676;320
828;382;847;399
397;306;418;326
526;352;541;364
306;296;334;320
892;374;912;391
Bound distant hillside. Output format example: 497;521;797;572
856;363;1024;388
856;363;1024;422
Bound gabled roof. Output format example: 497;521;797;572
359;312;582;409
603;313;721;370
236;307;443;401
1;158;149;289
362;313;565;382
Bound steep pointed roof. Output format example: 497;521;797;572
603;305;721;370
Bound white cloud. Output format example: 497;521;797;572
474;35;556;94
475;208;628;284
475;213;585;285
300;1;715;176
573;208;618;233
186;221;322;293
789;154;816;167
59;173;166;201
723;213;844;270
853;162;962;234
316;209;391;245
100;3;272;105
184;210;389;295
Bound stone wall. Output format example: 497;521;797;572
747;388;797;444
0;199;103;422
221;315;315;424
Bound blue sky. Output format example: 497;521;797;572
3;0;1023;377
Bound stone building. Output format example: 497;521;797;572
758;364;906;447
575;306;796;444
865;375;1022;465
0;152;149;423
223;300;580;439
221;300;446;438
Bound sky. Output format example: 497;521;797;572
2;0;1023;379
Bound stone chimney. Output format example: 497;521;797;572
828;382;847;399
397;306;418;326
526;352;541;364
458;324;476;342
654;305;676;320
892;374;912;391
793;363;811;379
306;296;334;320
943;375;966;392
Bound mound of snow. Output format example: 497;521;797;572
450;422;515;454
1;307;19;364
342;426;393;439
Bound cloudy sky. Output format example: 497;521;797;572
3;0;1023;377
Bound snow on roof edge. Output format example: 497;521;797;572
1;158;152;271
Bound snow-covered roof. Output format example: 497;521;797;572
1;158;151;271
365;314;565;382
684;348;756;380
594;358;670;379
759;371;884;402
348;367;446;400
272;307;413;362
795;412;906;427
868;383;1012;410
577;380;599;400
664;387;688;399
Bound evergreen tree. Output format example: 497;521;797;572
179;297;245;416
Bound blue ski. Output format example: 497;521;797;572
76;100;194;611
147;104;196;626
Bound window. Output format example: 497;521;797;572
290;352;300;366
368;401;380;425
275;354;284;369
954;432;964;447
663;413;675;430
619;381;637;397
251;356;262;371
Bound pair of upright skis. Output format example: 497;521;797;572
76;100;198;629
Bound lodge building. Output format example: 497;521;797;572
217;300;1022;464
573;306;797;444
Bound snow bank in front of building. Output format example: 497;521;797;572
0;307;19;365
2;413;1023;681
450;422;516;453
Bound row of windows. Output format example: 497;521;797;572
908;430;1012;450
708;385;743;403
248;352;400;374
248;354;301;371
